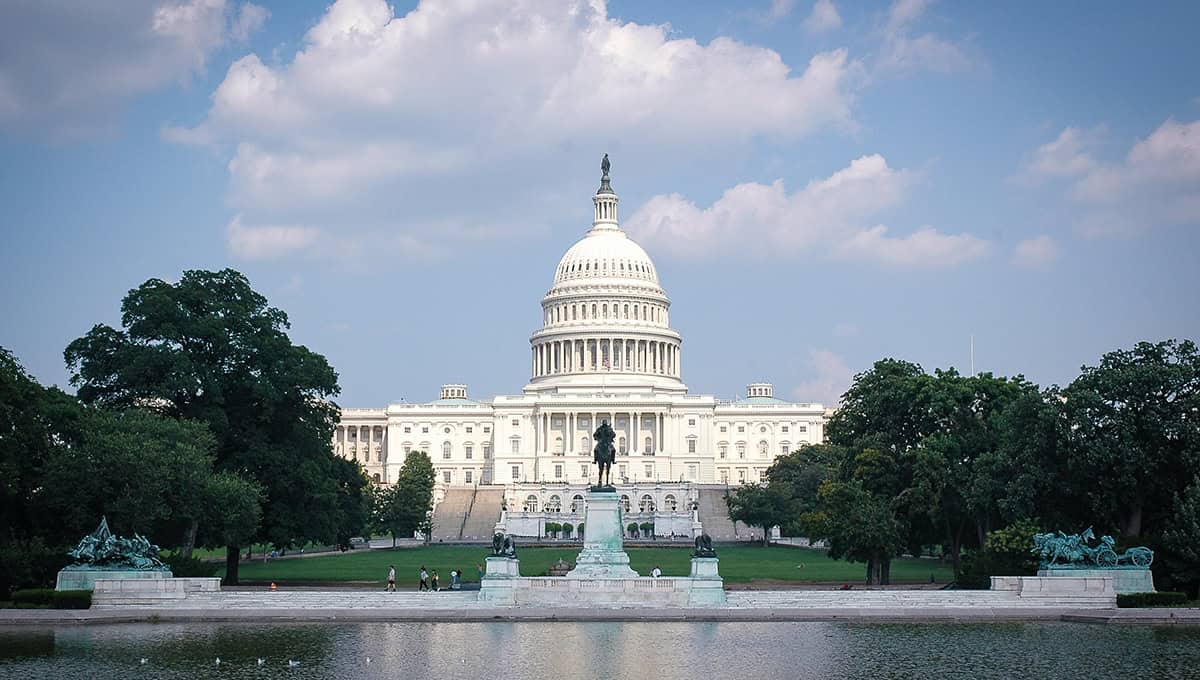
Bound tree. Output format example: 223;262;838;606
561;522;574;539
1160;478;1200;598
545;522;561;538
378;451;436;545
330;457;371;550
764;444;846;536
639;521;654;539
64;269;342;584
1059;340;1200;537
627;522;639;538
726;483;791;547
803;480;904;584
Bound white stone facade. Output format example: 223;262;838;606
333;162;826;501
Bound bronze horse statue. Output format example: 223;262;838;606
593;420;617;488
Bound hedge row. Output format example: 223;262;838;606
1116;591;1189;608
10;588;92;609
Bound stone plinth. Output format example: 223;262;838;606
1038;569;1155;594
688;557;726;604
566;490;637;578
91;577;220;606
56;569;171;592
478;557;521;604
990;575;1116;606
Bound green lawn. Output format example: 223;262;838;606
236;544;953;585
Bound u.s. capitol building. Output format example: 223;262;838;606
334;159;827;539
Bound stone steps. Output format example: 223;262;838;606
94;588;1114;610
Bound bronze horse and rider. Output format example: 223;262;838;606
592;420;617;489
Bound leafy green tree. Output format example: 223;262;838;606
330;457;371;549
545;522;561;538
726;483;791;547
561;522;574;538
803;479;904;584
1060;340;1200;537
199;472;264;552
40;409;218;547
627;522;639;537
64;269;342;584
380;451;436;544
1161;479;1200;597
764;444;846;535
639;521;654;539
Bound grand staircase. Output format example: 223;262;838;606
430;487;506;542
695;486;749;541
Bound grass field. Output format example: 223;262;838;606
235;544;953;586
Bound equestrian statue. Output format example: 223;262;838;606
592;419;617;490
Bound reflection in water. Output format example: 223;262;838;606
0;622;1198;679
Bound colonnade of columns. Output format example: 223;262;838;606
335;425;386;463
532;411;666;456
531;338;679;379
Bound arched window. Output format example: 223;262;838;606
572;305;577;320
620;495;631;513
639;494;655;513
547;495;562;513
554;436;564;455
758;441;768;458
571;494;584;512
525;495;538;513
442;441;452;459
602;304;608;318
644;436;653;453
780;442;791;455
633;306;639;320
591;304;597;317
623;304;629;318
664;494;677;511
373;473;381;483
581;436;590;453
618;436;627;454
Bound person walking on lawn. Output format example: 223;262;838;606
386;565;396;592
419;566;429;591
431;570;440;591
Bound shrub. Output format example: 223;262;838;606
162;553;219;578
561;522;574;538
0;539;71;597
1117;591;1189;608
639;522;654;538
577;523;584;537
545;522;561;538
11;588;55;606
51;590;92;609
627;522;639;537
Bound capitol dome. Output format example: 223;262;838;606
527;156;684;394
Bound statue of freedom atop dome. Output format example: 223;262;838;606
592;419;617;489
601;153;610;178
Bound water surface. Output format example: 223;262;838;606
1;621;1198;679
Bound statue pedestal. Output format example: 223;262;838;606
478;557;521;604
1038;568;1155;593
566;490;637;578
688;557;726;605
56;568;171;592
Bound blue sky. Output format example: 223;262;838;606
1;0;1198;407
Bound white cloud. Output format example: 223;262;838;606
1025;118;1200;236
0;1;268;136
172;0;865;259
877;0;973;74
225;215;320;260
1012;234;1058;269
838;224;990;267
803;0;842;32
793;349;854;405
770;0;798;19
625;153;989;267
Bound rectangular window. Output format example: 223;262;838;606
554;464;563;479
782;425;789;433
688;418;696;426
466;426;473;433
511;465;520;480
720;426;727;433
483;444;491;459
511;440;520;454
781;443;789;455
511;419;519;427
799;425;807;432
645;464;653;478
618;464;627;479
465;445;473;459
720;469;729;484
737;426;745;433
688;464;698;480
465;470;473;484
687;439;696;453
442;450;451;459
738;469;746;482
759;469;768;482
483;426;491;433
581;465;589;477
443;470;451;483
422;426;429;434
719;445;727;459
404;427;411;434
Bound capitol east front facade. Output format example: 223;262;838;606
334;161;828;540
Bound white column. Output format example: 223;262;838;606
632;411;639;454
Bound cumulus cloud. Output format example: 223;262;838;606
168;0;864;258
1025;118;1200;236
625;154;989;267
793;349;854;405
1012;234;1057;269
0;1;268;136
225;215;320;260
803;0;842;33
877;0;974;74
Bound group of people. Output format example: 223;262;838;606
386;564;476;592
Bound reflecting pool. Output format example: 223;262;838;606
1;621;1199;679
